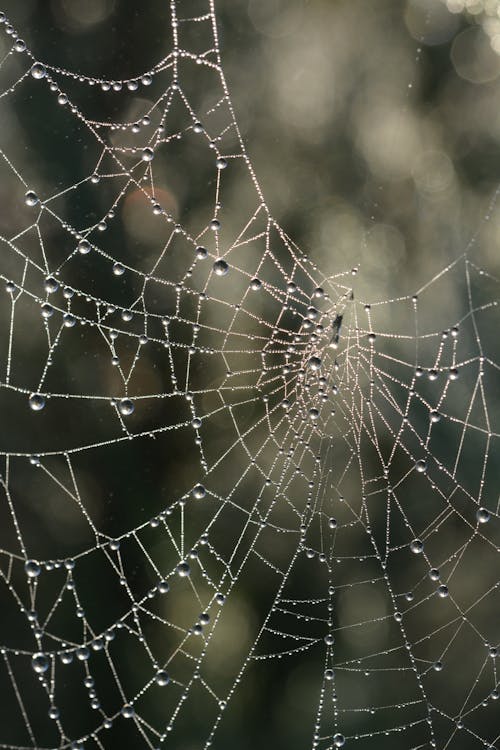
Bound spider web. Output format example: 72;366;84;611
0;2;499;750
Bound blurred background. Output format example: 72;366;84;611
0;1;499;749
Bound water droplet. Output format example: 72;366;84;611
141;147;154;162
333;734;345;747
77;238;91;254
430;411;441;423
29;393;45;411
113;263;125;276
250;278;262;290
118;399;134;416
449;368;459;381
193;122;204;133
32;652;49;673
25;560;41;577
63;313;76;328
156;670;170;686
44;277;59;293
192;484;206;499
48;706;60;720
76;646;90;661
325;669;334;680
477;507;491;524
415;459;427;473
213;259;229;276
328;518;337;529
31;63;46;79
410;539;424;554
24;190;39;207
158;580;170;594
177;562;191;577
216;157;227;169
437;584;449;598
324;634;335;646
121;704;135;719
192;418;202;429
307;356;322;371
196;246;208;259
210;219;220;231
41;303;53;319
429;568;440;581
14;39;26;52
308;408;319;421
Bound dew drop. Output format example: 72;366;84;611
250;278;262;290
25;190;39;207
113;263;125;276
141;147;154;162
430;411;441;423
44;277;59;293
216;157;227;169
25;560;41;578
307;356;322;372
121;704;135;719
77;238;91;254
118;398;135;416
213;259;229;276
156;670;170;686
31;62;46;79
476;507;491;524
410;539;424;554
333;734;345;747
32;652;49;674
177;562;191;577
192;484;206;499
29;393;45;411
415;459;427;473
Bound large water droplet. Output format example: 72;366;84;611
213;259;229;276
177;562;191;577
155;670;170;686
192;484;206;500
410;539;424;554
31;63;46;79
32;652;49;674
29;393;45;411
25;190;39;207
77;239;91;254
119;399;134;416
25;560;41;578
476;507;491;524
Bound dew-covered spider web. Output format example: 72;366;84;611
0;2;499;750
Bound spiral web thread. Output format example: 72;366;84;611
0;2;499;750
